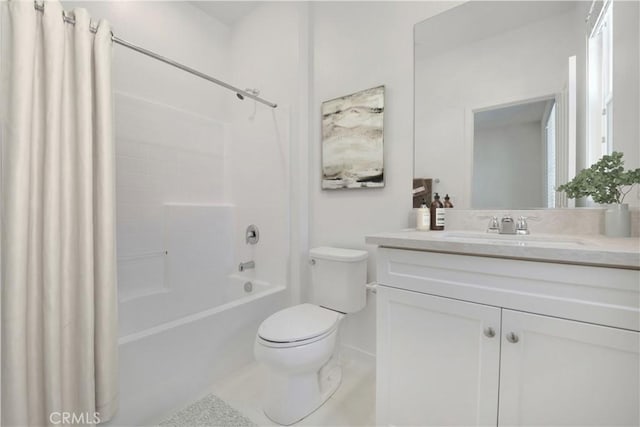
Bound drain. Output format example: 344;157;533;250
243;281;253;293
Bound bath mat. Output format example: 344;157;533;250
158;394;257;427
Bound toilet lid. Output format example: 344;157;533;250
258;304;340;343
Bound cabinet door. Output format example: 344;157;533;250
377;286;501;426
499;310;640;426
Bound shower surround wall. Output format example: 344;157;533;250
227;2;300;293
114;93;234;335
61;1;298;424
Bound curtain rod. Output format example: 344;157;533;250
33;2;278;109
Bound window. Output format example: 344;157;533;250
587;0;613;164
545;102;557;208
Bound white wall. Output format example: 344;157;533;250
473;121;543;208
0;5;5;423
228;1;301;297
415;5;586;208
64;1;232;118
309;1;460;356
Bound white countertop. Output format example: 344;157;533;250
366;229;640;269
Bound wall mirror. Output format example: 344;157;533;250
472;96;557;209
414;0;639;209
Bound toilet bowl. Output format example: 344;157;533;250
254;303;344;425
254;247;368;425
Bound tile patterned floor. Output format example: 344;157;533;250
158;349;376;426
209;349;376;426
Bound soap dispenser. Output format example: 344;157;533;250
444;194;454;208
430;193;445;230
416;199;430;231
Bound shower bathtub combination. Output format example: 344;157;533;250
110;94;290;425
2;2;291;425
112;275;286;425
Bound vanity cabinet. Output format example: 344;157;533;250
377;287;500;426
375;248;640;427
498;309;639;426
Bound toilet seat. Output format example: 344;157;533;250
257;304;341;347
257;326;338;348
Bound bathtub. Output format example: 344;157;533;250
105;275;287;426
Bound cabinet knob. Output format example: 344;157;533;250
483;327;496;338
506;332;519;343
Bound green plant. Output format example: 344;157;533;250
556;152;640;204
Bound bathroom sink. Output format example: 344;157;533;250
440;231;586;248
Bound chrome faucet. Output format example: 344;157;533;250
486;214;536;234
245;224;259;245
516;216;530;235
486;216;500;233
500;215;516;234
238;260;255;272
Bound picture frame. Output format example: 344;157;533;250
321;85;385;189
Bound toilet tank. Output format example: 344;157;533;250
309;247;368;313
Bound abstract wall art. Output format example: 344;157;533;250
321;85;385;189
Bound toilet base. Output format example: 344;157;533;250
263;356;342;426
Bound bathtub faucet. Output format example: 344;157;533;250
238;260;255;272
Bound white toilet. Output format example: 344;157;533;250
254;247;368;425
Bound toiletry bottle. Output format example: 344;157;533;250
430;193;445;230
444;194;454;208
416;199;430;231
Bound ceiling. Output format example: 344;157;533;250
474;99;553;129
415;1;581;60
190;1;260;27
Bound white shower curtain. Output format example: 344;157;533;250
1;1;118;425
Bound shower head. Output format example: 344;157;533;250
236;88;260;101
